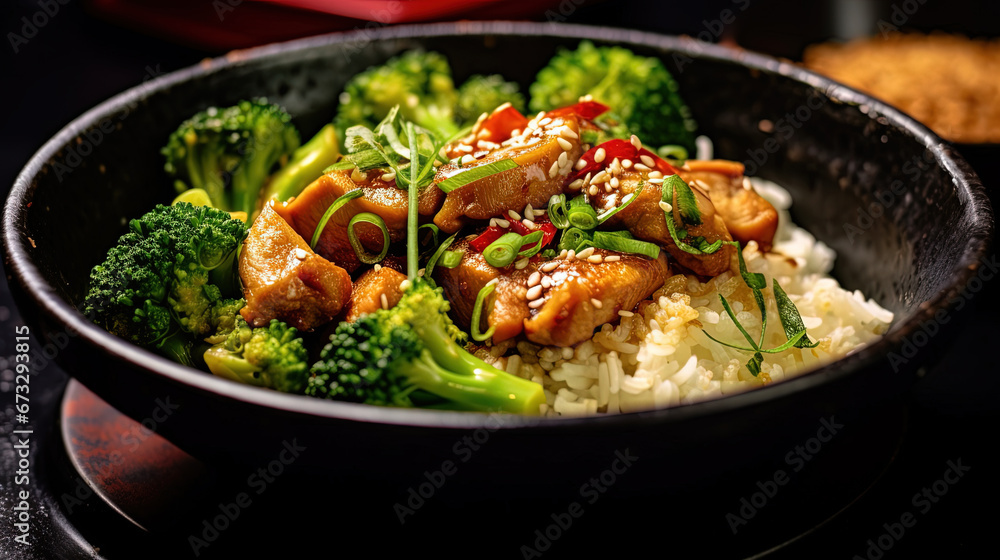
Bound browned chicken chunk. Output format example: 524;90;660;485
433;114;585;232
273;169;444;272
589;171;734;276
434;240;670;347
341;265;407;322
680;160;778;251
239;204;352;331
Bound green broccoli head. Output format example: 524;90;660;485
84;203;247;350
162;98;301;216
455;74;526;125
334;50;460;143
529;40;697;153
204;318;310;393
307;278;543;414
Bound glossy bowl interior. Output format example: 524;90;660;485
3;23;993;475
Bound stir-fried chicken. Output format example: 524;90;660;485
680;160;778;251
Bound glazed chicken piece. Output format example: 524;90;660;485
434;240;670;347
239;204;352;331
273;168;444;272
589;170;734;276
680;160;778;251
522;249;671;347
433;111;585;232
341;265;408;322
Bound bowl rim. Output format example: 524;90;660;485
3;21;994;430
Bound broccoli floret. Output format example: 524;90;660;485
84;203;247;361
334;50;460;143
260;123;340;208
455;74;526;125
203;318;310;393
529;41;697;153
162;98;301;216
307;278;544;414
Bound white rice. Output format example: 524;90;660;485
490;177;894;416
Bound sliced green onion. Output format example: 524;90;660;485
558;228;592;253
437;159;519;194
541;249;558;258
470;281;497;342
406;123;420;279
310;189;364;249
440;250;464;269
657;145;688;163
347;212;389;265
517;231;545;259
589;231;660;259
567;195;598;230
483;232;524;268
547;194;570;229
323;160;356;173
661;176;718;256
418;223;440;248
596;181;644;224
666;174;702;226
425;233;458;277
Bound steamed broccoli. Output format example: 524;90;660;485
203;318;310;393
455;74;526;125
83;203;247;362
334;50;461;143
306;278;544;414
162;98;301;216
529;41;697;153
260;123;340;207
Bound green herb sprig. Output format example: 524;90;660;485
661;174;723;255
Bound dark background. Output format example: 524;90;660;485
1;0;997;558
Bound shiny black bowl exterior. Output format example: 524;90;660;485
3;21;993;489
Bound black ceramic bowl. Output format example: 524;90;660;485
2;22;993;549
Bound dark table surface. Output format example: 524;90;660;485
1;1;997;558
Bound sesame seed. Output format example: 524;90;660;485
692;179;710;191
648;171;663;179
633;163;651;172
457;144;474;153
294;248;309;260
591;171;608;183
640;155;655;167
583;172;592;183
604;255;621;262
574;159;587;170
515;258;529;270
580;94;593;102
568;178;585;190
380;293;389;310
476;111;489;124
526;285;543;300
557;151;568;168
566;249;576;261
508;209;521;221
591;298;603;309
528;298;546;309
374;263;382;272
525;204;535;219
552;271;568;283
381;171;396;182
351;168;367;183
494;102;512;113
548;160;560;179
561;127;579;139
648;177;664;184
522;219;536;228
538;117;552;127
510;129;521;137
557;137;573;151
630;135;642;151
618;310;634;317
659;200;673;212
489;218;498;227
535;111;546;121
541;261;559;272
594;148;606;163
417;268;426;277
486;278;500;287
622;193;634;204
558;249;568;258
541;276;553;288
589;185;599;196
588;254;604;263
495;218;511;228
527;272;541;287
477;129;490;139
576;247;595;259
461;154;476;165
622;159;633;169
610;177;619;188
399;279;411;291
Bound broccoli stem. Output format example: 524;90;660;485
402;350;545;414
203;345;266;386
263;124;340;206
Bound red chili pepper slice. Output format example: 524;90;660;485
509;216;558;247
470;226;506;252
568;139;679;183
476;105;529;144
547;100;610;121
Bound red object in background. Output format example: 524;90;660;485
85;0;578;52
